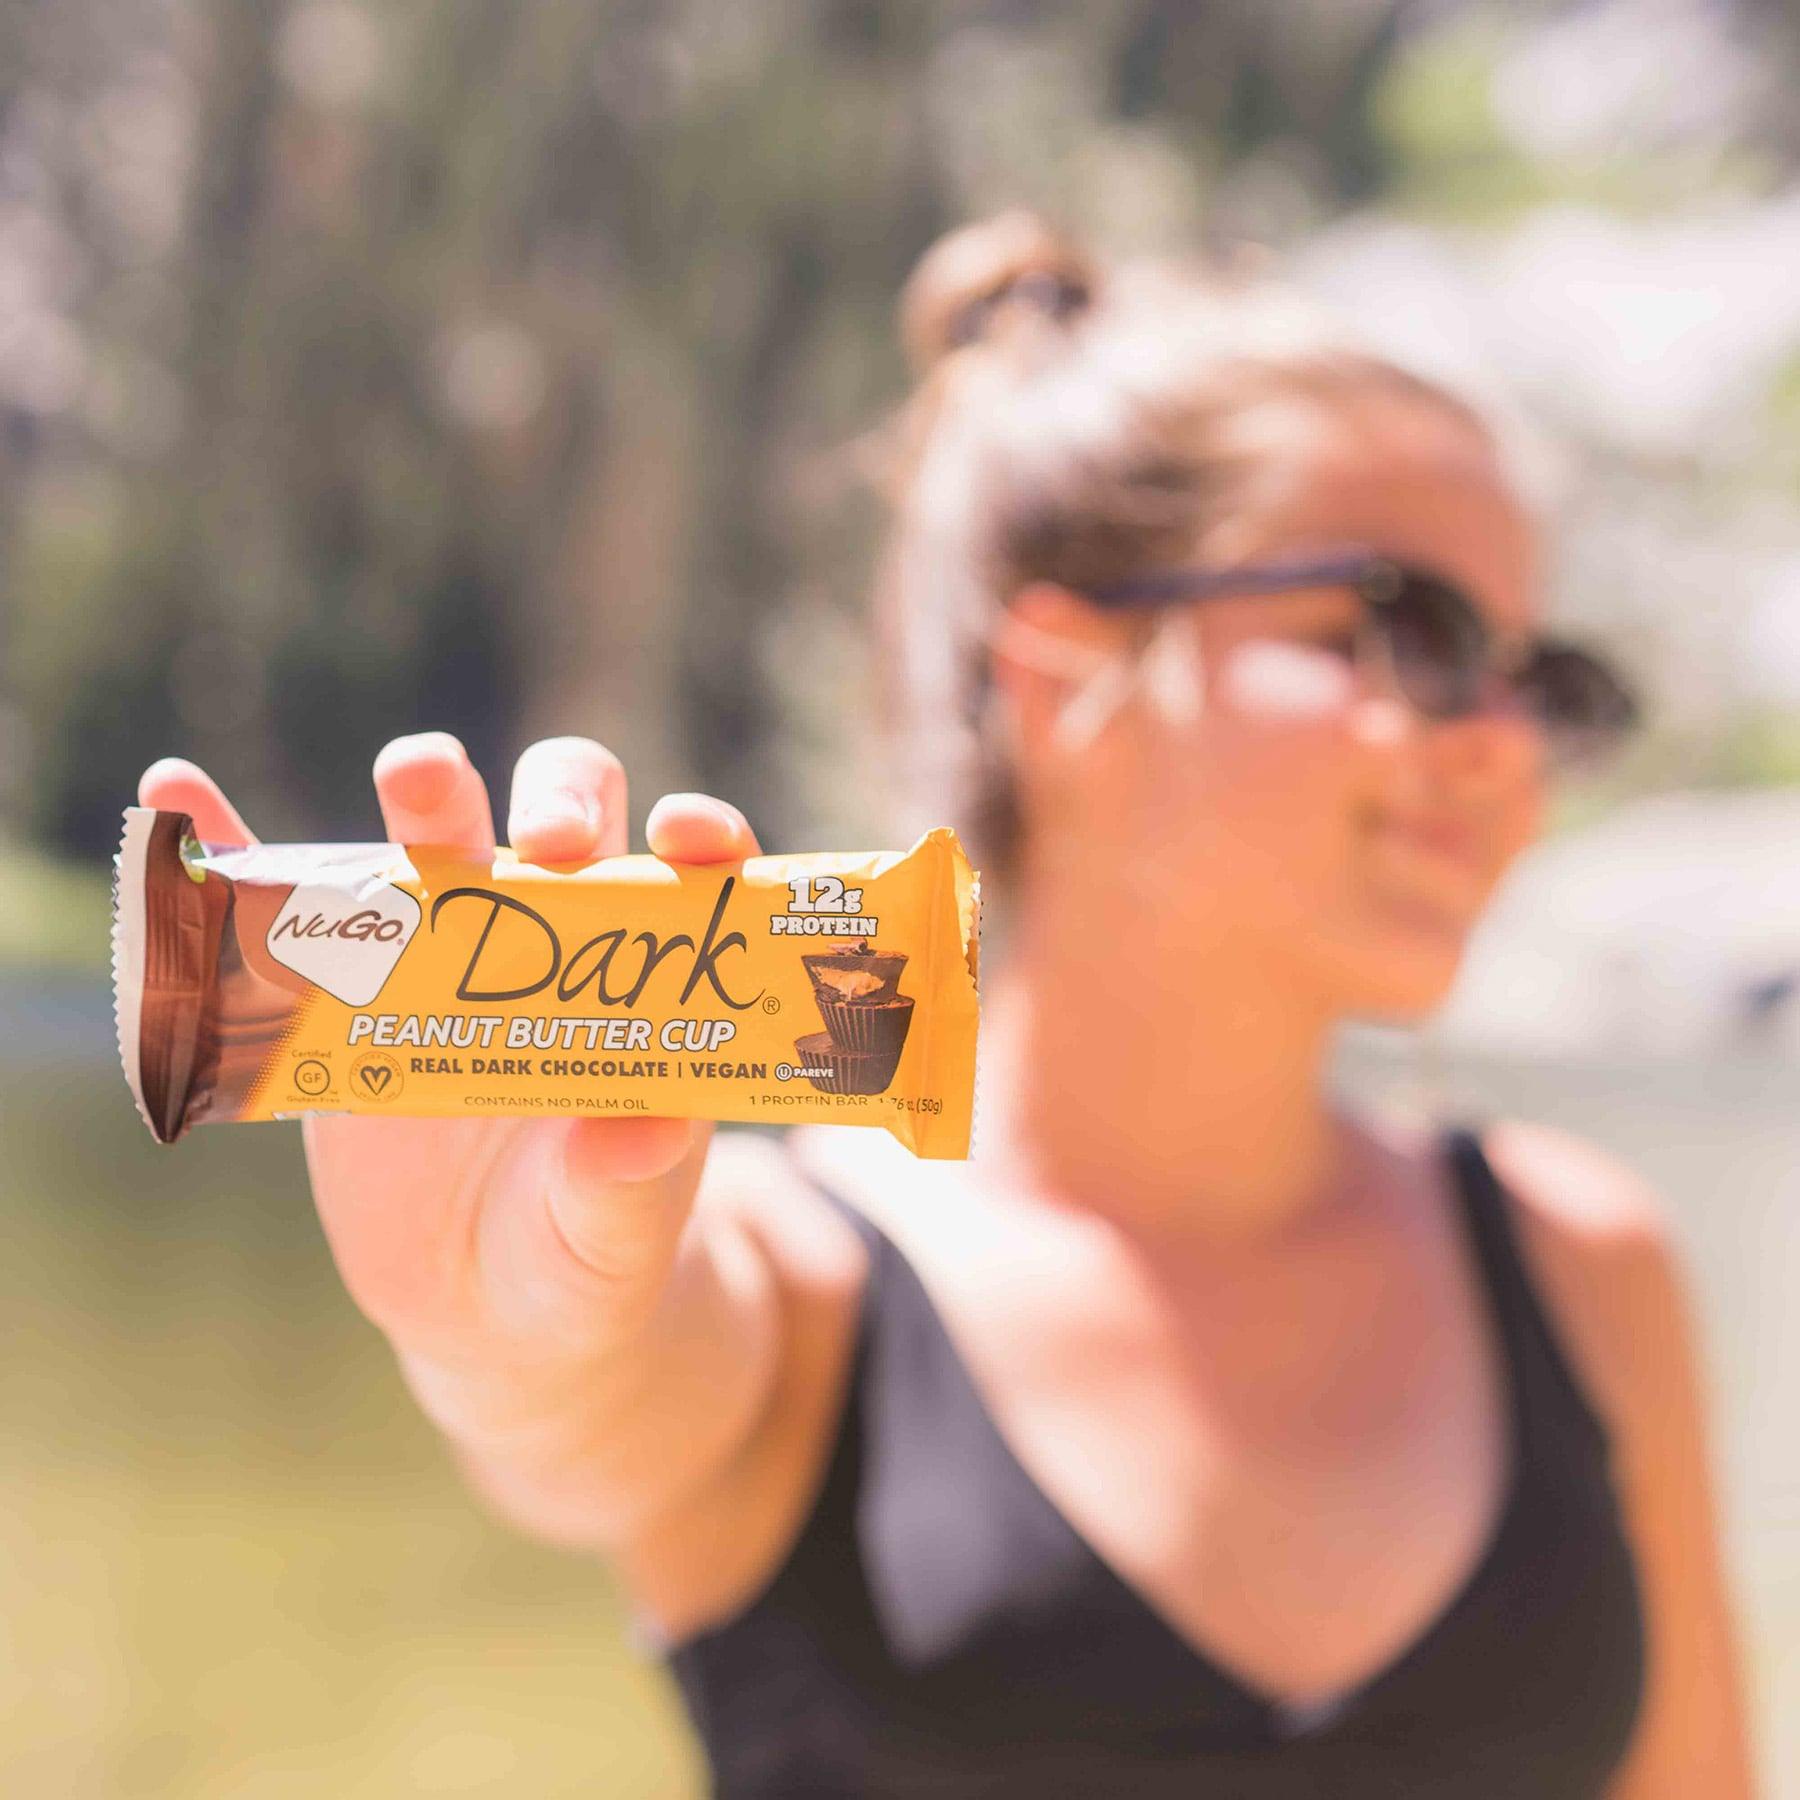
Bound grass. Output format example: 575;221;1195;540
0;1060;703;1799
0;837;114;975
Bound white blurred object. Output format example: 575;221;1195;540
1491;197;1800;460
279;1;384;110
1136;611;1205;729
1432;790;1800;1058
1733;559;1800;708
436;321;548;431
1049;647;1137;754
1490;0;1765;163
1220;638;1357;720
1301;192;1800;465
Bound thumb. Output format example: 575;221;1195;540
561;1113;706;1192
545;1115;713;1328
477;1114;713;1347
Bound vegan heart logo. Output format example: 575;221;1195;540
349;1052;403;1103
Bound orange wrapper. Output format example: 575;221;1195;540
111;808;981;1159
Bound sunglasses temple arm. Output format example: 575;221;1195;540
976;607;1134;753
1083;551;1379;609
989;610;1120;678
980;602;1210;752
1050;653;1138;754
1044;618;1208;752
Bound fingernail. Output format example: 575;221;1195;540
375;734;464;808
141;755;200;787
661;793;740;834
516;788;597;837
396;730;465;760
696;797;741;833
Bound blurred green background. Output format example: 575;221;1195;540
6;0;1800;1794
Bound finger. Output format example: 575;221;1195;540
137;758;259;847
644;792;761;864
508;736;629;865
372;732;496;851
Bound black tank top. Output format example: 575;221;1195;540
667;1118;1647;1797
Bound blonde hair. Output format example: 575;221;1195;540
866;208;1498;891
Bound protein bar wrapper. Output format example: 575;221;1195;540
112;808;981;1159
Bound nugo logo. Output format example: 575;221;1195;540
275;910;408;944
267;882;423;1005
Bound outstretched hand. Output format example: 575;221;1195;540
137;733;760;1372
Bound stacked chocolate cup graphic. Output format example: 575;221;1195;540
795;940;914;1095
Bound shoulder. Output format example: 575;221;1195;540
1467;1115;1706;1465
1476;1114;1673;1263
1462;1117;1758;1792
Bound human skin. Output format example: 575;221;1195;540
138;388;1757;1796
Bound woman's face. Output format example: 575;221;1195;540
1001;388;1547;1024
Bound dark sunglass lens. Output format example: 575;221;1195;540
1376;572;1490;716
1515;643;1640;768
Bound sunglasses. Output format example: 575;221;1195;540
1080;547;1641;773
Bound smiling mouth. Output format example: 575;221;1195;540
1361;813;1491;930
1369;811;1482;872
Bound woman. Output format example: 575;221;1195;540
139;211;1757;1795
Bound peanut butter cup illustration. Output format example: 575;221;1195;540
802;938;908;1000
792;1031;905;1097
799;936;913;1092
